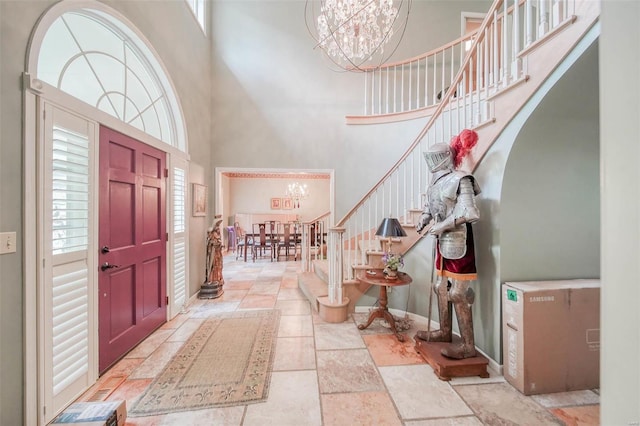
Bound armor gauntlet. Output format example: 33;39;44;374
416;212;432;233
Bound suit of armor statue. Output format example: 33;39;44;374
416;132;481;360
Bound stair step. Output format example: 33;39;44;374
313;259;329;283
298;271;328;312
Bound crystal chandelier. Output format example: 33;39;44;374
286;182;309;208
306;0;411;71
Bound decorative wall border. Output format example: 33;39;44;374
222;172;330;180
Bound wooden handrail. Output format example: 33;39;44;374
355;0;527;73
356;30;480;71
302;210;331;225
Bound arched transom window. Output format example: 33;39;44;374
34;5;186;150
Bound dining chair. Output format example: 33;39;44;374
265;220;278;245
234;222;251;261
277;222;298;261
252;223;273;261
226;226;236;253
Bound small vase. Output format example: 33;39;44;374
383;266;398;279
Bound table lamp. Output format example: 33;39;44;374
375;217;407;254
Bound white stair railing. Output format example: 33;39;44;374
328;0;578;304
358;30;479;117
300;211;331;272
350;0;575;120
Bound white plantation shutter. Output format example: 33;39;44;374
170;165;188;316
52;266;88;395
174;167;186;234
173;237;187;306
42;104;97;422
50;125;91;396
51;127;89;255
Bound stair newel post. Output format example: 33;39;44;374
318;226;349;323
301;222;309;272
327;227;345;305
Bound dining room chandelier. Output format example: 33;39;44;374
286;182;309;208
305;0;412;71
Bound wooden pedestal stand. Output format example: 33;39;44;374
356;270;412;341
414;338;489;381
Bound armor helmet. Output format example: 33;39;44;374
424;143;454;172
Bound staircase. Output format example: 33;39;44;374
299;0;600;321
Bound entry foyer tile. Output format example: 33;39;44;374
314;321;366;350
379;364;473;420
321;391;402;426
273;337;316;371
316;349;385;394
455;382;563;425
243;370;322;426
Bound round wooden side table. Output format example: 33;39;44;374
356;269;412;341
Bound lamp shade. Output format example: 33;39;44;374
375;218;407;238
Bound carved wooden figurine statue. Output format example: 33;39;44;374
198;219;224;299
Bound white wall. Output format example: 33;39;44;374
501;45;600;281
1;3;62;423
475;31;599;362
600;1;640;423
219;173;231;225
229;177;330;222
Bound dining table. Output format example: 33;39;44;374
242;233;301;262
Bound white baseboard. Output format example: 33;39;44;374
185;292;199;311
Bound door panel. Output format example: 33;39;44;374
142;258;162;315
109;181;135;248
108;266;136;339
142;186;161;241
99;126;166;373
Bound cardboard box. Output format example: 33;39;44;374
50;400;126;426
502;280;600;395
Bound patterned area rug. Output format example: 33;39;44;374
129;309;280;416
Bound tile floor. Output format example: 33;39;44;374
78;256;600;425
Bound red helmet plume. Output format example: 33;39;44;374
450;129;478;168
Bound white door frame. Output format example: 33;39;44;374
214;167;336;227
23;78;188;425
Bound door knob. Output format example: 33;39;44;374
101;262;119;271
101;246;110;254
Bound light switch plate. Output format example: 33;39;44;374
0;232;17;254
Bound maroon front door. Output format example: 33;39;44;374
98;126;167;373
